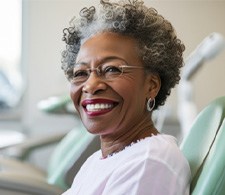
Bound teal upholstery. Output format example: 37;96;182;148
47;125;100;190
180;96;225;195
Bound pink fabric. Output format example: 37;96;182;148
62;134;191;195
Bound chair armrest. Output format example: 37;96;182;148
37;94;75;115
0;172;64;195
0;132;67;160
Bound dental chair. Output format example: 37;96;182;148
0;125;100;194
1;96;225;194
180;96;225;195
0;94;101;195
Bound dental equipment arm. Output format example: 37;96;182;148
178;32;225;140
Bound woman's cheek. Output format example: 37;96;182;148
70;84;82;111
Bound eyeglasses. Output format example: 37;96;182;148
65;64;144;84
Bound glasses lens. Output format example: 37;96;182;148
66;66;89;84
102;64;123;79
72;66;89;83
66;64;125;84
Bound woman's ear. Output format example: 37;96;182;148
145;73;161;98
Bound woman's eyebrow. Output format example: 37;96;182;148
74;62;89;66
101;56;128;64
75;56;128;66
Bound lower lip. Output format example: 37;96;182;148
85;108;114;117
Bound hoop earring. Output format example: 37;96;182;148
147;98;155;112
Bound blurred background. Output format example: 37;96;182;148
0;0;225;171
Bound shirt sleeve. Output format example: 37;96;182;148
102;157;189;195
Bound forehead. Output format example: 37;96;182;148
76;32;142;65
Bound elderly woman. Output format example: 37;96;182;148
61;0;191;194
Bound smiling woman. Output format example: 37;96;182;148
61;0;191;195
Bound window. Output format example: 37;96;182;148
0;0;23;109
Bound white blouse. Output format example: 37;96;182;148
62;134;191;195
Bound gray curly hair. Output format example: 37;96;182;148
61;0;185;110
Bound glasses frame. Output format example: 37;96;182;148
66;64;144;84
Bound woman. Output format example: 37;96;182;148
61;0;191;194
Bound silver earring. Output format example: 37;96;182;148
147;98;155;111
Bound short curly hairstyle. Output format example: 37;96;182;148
61;0;185;110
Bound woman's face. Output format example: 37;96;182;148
70;32;159;138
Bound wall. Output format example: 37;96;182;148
149;1;225;119
21;0;225;135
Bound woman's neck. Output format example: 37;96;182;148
100;118;159;158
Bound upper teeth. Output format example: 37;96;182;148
86;103;113;111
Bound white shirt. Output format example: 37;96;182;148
62;134;191;195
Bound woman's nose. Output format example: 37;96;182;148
82;73;107;95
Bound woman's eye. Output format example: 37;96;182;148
104;66;122;74
73;70;88;78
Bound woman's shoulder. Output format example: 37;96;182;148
126;134;180;158
115;134;189;172
145;134;188;164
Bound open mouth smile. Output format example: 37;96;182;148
81;99;118;116
86;103;113;112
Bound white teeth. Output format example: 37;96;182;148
86;103;113;111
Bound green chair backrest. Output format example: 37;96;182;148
46;123;100;190
180;96;225;195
